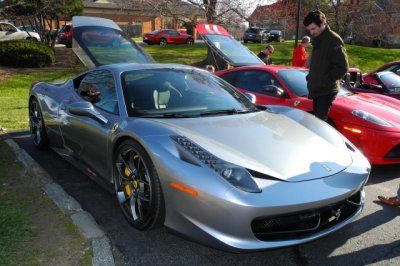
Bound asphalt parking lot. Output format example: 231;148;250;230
10;130;400;266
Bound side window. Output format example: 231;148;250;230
219;72;237;84
231;70;281;95
77;70;119;114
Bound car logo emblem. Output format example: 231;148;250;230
322;164;332;172
294;100;300;106
112;122;119;133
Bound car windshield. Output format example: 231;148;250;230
278;69;352;97
377;72;400;93
73;25;153;67
121;68;257;117
201;34;263;66
269;30;281;35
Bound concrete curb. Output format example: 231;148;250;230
4;137;115;266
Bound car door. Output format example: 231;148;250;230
0;22;24;41
220;70;291;105
60;69;120;178
167;30;180;43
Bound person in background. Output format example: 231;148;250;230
292;36;311;67
206;65;215;73
303;10;349;122
257;45;274;65
378;185;400;206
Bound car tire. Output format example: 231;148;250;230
186;38;194;45
113;139;165;230
29;98;48;149
159;38;167;46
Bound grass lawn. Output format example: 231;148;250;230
143;40;400;73
0;67;85;131
0;41;399;132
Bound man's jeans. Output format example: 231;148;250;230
313;92;337;121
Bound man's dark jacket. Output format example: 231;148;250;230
307;26;349;99
257;51;272;65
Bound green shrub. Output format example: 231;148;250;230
0;40;55;67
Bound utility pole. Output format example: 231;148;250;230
294;0;302;48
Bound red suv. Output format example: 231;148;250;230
58;24;73;48
143;29;194;46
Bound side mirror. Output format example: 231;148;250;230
244;92;256;103
68;101;108;124
262;85;286;97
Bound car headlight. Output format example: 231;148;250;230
352;110;392;127
172;136;261;193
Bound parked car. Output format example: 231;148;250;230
57;24;73;48
362;61;400;84
267;30;283;42
143;29;193;46
17;25;36;32
29;17;370;252
343;67;400;99
216;65;400;165
0;22;40;41
242;27;265;43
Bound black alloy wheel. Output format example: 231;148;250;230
29;99;48;149
114;139;165;230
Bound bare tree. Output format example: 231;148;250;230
350;0;400;47
2;0;83;47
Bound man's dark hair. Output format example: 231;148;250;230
303;10;327;27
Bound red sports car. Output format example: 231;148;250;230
363;61;400;82
216;65;400;165
344;67;400;99
143;29;193;46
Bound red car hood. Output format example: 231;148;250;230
334;92;400;129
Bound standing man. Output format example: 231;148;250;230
257;45;274;65
292;36;311;67
303;10;349;121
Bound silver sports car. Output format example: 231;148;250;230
29;17;370;252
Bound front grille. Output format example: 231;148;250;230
384;144;400;159
251;191;362;241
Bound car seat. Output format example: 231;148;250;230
153;88;170;109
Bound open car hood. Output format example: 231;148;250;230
196;24;265;67
72;16;154;68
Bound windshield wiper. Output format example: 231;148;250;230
199;109;252;116
139;113;194;118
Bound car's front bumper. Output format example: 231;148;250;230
336;121;400;165
159;154;369;252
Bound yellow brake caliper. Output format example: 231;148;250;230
124;167;133;196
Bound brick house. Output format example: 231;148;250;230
248;1;297;40
81;0;205;38
352;0;400;47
